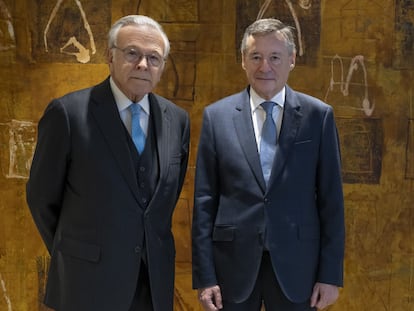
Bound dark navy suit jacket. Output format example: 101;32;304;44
27;78;190;311
192;86;344;303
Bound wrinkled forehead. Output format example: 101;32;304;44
117;24;165;51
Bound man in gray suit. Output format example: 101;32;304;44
26;15;189;311
192;18;344;310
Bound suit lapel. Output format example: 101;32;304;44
148;93;169;200
268;86;302;187
233;90;267;193
89;78;142;206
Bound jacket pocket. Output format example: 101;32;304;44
294;139;312;145
58;236;101;262
212;225;235;241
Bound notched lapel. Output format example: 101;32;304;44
89;80;142;206
233;98;266;193
148;94;170;199
268;95;302;186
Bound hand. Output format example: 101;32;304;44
198;285;223;310
310;282;339;310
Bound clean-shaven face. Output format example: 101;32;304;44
108;24;166;102
242;31;296;100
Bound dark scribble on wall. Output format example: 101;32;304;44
337;117;383;184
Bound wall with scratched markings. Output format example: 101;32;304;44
0;0;413;310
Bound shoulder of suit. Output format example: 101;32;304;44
56;78;111;104
207;89;248;110
150;93;189;116
289;88;332;110
47;86;94;114
58;85;94;101
46;79;110;115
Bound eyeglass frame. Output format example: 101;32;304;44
112;45;166;67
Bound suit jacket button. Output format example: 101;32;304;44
134;246;141;253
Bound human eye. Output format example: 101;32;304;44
125;48;139;58
269;55;281;65
148;54;162;66
249;54;262;63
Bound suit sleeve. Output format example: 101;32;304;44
26;100;71;253
316;106;345;286
192;108;220;289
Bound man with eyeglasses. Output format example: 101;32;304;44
26;15;189;311
192;18;344;310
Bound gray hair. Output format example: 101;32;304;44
240;18;296;56
108;15;170;58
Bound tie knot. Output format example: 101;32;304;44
261;101;275;114
129;103;141;115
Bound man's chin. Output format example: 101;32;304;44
254;87;277;99
129;79;153;91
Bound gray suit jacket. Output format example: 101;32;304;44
27;78;190;311
192;86;344;303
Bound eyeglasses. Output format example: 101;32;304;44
112;45;165;67
246;53;283;66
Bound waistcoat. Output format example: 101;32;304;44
126;110;160;208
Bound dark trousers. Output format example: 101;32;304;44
128;261;153;311
222;252;316;311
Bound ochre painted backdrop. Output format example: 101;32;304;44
0;0;413;310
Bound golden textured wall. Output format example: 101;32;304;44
0;0;413;310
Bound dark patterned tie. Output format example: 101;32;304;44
260;101;277;185
129;103;146;154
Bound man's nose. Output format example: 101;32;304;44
136;55;149;68
258;58;272;71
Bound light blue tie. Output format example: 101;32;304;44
129;103;146;154
260;101;278;185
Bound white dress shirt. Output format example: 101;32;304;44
250;87;285;151
109;77;149;137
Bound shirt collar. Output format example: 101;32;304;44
109;77;150;115
250;87;286;112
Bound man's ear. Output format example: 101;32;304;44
107;48;113;64
289;53;296;70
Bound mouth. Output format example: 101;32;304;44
256;77;275;81
131;77;151;82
